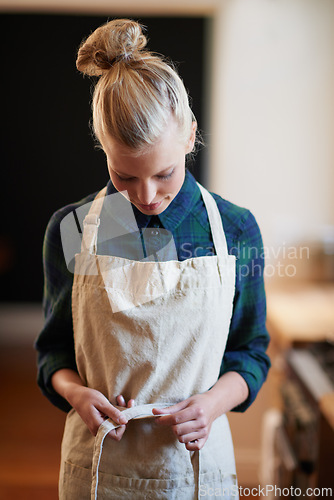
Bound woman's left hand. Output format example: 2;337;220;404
152;372;249;451
152;393;216;451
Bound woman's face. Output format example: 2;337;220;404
102;119;196;215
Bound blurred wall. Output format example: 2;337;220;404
208;0;334;254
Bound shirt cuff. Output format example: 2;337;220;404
230;371;262;412
220;354;271;412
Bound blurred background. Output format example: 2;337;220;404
0;0;334;498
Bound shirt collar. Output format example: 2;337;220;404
105;169;201;232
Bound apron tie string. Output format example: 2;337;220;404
91;403;201;500
191;449;201;500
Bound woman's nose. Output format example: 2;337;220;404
137;181;157;205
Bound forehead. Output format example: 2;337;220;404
103;125;186;175
102;117;184;157
107;144;184;177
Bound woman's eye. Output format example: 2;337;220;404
157;170;174;181
115;169;174;182
116;174;133;182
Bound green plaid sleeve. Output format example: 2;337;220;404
35;193;96;412
218;206;270;412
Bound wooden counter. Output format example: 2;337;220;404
266;280;334;348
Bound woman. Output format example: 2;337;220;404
35;19;270;499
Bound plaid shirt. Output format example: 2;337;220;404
35;170;270;412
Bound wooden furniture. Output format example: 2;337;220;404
265;279;334;492
266;281;334;348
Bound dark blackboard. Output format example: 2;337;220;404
0;13;205;302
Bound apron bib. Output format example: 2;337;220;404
59;183;238;500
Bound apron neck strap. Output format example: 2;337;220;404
81;187;107;254
197;183;229;257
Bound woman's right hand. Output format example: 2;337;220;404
51;369;134;441
67;385;133;441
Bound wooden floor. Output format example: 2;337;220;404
0;344;65;500
0;343;261;499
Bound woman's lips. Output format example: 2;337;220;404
137;200;163;211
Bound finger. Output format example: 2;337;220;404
176;428;208;444
127;399;135;408
107;424;126;442
155;406;198;427
171;419;206;438
116;395;126;407
91;412;108;435
152;400;188;416
185;437;206;451
97;401;127;425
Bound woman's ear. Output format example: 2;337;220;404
186;121;197;154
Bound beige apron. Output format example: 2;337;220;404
59;183;238;500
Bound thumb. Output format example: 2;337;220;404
99;400;128;425
152;400;188;415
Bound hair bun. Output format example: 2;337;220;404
76;19;147;76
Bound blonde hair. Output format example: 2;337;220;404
76;19;196;152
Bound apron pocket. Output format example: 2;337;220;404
59;460;92;500
60;465;238;500
96;471;198;500
95;470;238;500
